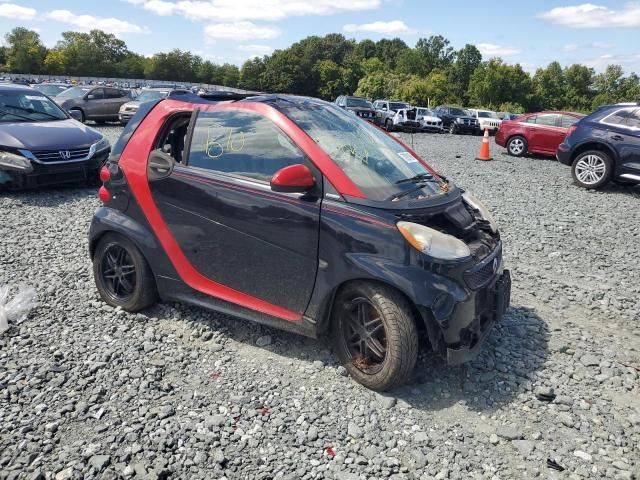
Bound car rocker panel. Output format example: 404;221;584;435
90;95;511;390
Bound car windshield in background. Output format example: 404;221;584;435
136;91;169;103
478;111;499;118
0;90;68;122
282;102;443;201
419;109;436;116
57;86;91;98
450;108;468;116
390;102;410;111
346;98;372;108
32;84;69;96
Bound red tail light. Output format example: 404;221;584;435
98;186;110;203
99;165;111;183
566;125;577;137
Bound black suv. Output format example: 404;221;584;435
335;95;376;122
557;103;640;189
434;106;480;134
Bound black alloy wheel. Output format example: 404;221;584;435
93;233;157;311
332;282;418;391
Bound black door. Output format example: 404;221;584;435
149;107;321;315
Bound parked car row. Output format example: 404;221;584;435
495;104;640;189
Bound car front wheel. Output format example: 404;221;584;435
93;233;158;311
385;119;393;132
571;150;613;189
449;123;457;134
331;282;418;391
507;136;527;156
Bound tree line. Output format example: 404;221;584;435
2;27;638;113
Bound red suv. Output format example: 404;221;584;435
495;111;585;157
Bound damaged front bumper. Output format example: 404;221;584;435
446;269;511;364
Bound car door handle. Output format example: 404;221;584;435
147;150;175;181
610;135;624;141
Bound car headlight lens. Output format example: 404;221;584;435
397;221;470;260
0;150;33;173
462;191;498;233
92;136;111;154
456;118;463;123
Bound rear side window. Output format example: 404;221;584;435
627;109;640;128
536;114;559;126
105;88;122;99
561;115;579;128
187;109;306;183
602;108;638;127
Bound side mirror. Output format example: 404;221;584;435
270;164;315;193
382;106;387;111
68;110;83;122
86;94;95;100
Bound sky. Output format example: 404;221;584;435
0;0;638;73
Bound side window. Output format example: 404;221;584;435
525;115;537;123
536;114;559;126
187;109;307;183
90;88;105;100
627;109;640;128
603;108;636;127
561;115;579;128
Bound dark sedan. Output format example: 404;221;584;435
0;84;110;189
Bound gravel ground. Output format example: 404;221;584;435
1;124;639;480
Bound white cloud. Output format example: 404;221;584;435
237;44;274;56
125;0;381;22
539;3;640;28
46;9;150;35
343;20;416;34
204;22;280;42
591;41;616;49
562;43;579;52
476;43;521;57
583;53;640;72
0;3;37;20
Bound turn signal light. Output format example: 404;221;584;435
566;125;578;137
99;165;111;183
98;186;110;203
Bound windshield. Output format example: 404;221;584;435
478;111;499;118
418;108;435;116
389;102;410;111
57;86;90;99
137;91;169;103
281;101;444;202
32;84;69;96
450;107;469;116
346;98;372;108
0;90;68;122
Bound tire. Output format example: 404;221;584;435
93;233;158;311
70;108;85;123
571;150;613;189
507;135;527;157
331;282;418;391
385;119;393;132
449;123;457;134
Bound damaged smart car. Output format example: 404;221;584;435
89;94;510;391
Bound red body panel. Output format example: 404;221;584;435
495;111;583;157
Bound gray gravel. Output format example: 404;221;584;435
0;125;638;479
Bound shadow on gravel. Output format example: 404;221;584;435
394;305;550;413
0;185;97;207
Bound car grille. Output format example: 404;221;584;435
465;247;502;290
31;147;92;163
357;111;374;119
424;121;442;126
462;119;478;126
484;121;500;127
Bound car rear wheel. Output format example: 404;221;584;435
507;136;527;156
70;108;85;123
571;150;613;189
331;282;418;391
93;233;158;311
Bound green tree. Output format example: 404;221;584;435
4;27;47;73
533;62;566;110
415;35;456;74
451;44;482;103
239;57;266;91
395;49;428;76
563;64;594;111
467;59;532;110
375;38;409;70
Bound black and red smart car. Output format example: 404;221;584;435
89;93;511;391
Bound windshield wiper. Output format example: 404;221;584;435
3;105;61;120
387;179;441;201
395;173;434;184
0;110;34;122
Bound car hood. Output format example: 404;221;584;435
346;106;375;112
0;119;102;150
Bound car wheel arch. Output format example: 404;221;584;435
570;141;619;166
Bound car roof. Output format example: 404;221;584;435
0;83;39;93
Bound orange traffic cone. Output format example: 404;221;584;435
475;128;493;161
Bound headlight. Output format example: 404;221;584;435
91;136;110;155
462;191;498;233
397;221;470;260
0;150;33;173
456;118;463;123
